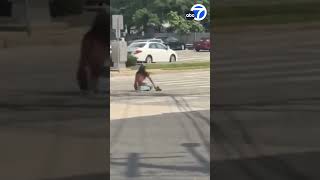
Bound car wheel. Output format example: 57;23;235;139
195;48;200;52
169;55;176;62
145;55;153;63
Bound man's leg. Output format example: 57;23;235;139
77;67;89;92
89;77;99;93
88;66;101;93
139;85;152;91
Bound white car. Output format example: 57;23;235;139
128;42;178;63
129;38;165;45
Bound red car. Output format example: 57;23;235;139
194;37;210;52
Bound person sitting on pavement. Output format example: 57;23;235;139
134;65;161;91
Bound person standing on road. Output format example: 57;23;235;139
77;11;109;94
134;65;161;91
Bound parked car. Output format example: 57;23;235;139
128;42;178;63
193;37;210;52
156;36;186;50
128;38;164;45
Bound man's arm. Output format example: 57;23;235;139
148;76;156;88
80;34;91;67
134;75;138;90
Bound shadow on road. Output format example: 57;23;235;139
111;110;210;178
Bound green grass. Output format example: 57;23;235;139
145;61;210;70
214;2;320;26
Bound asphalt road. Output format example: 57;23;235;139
212;25;320;179
0;45;109;180
110;70;210;179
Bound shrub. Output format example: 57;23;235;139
126;55;137;67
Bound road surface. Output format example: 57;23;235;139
212;25;320;179
110;70;210;179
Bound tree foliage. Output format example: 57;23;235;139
132;8;161;32
110;0;210;34
166;11;204;34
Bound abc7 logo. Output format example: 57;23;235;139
185;11;195;20
185;4;207;21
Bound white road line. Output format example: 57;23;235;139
159;83;209;87
155;79;209;84
162;86;210;90
111;71;210;93
111;78;210;83
153;74;210;78
111;83;210;89
157;76;210;79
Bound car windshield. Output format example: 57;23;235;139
128;43;146;51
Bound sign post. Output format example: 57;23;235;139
112;15;123;40
111;15;127;71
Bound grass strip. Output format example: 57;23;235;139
145;61;210;70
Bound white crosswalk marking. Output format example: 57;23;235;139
152;71;210;92
110;70;210;94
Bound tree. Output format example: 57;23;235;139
132;8;161;34
151;0;193;21
110;0;210;34
166;11;204;34
111;0;146;34
188;20;206;32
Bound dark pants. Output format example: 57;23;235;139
77;65;105;91
77;67;89;91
